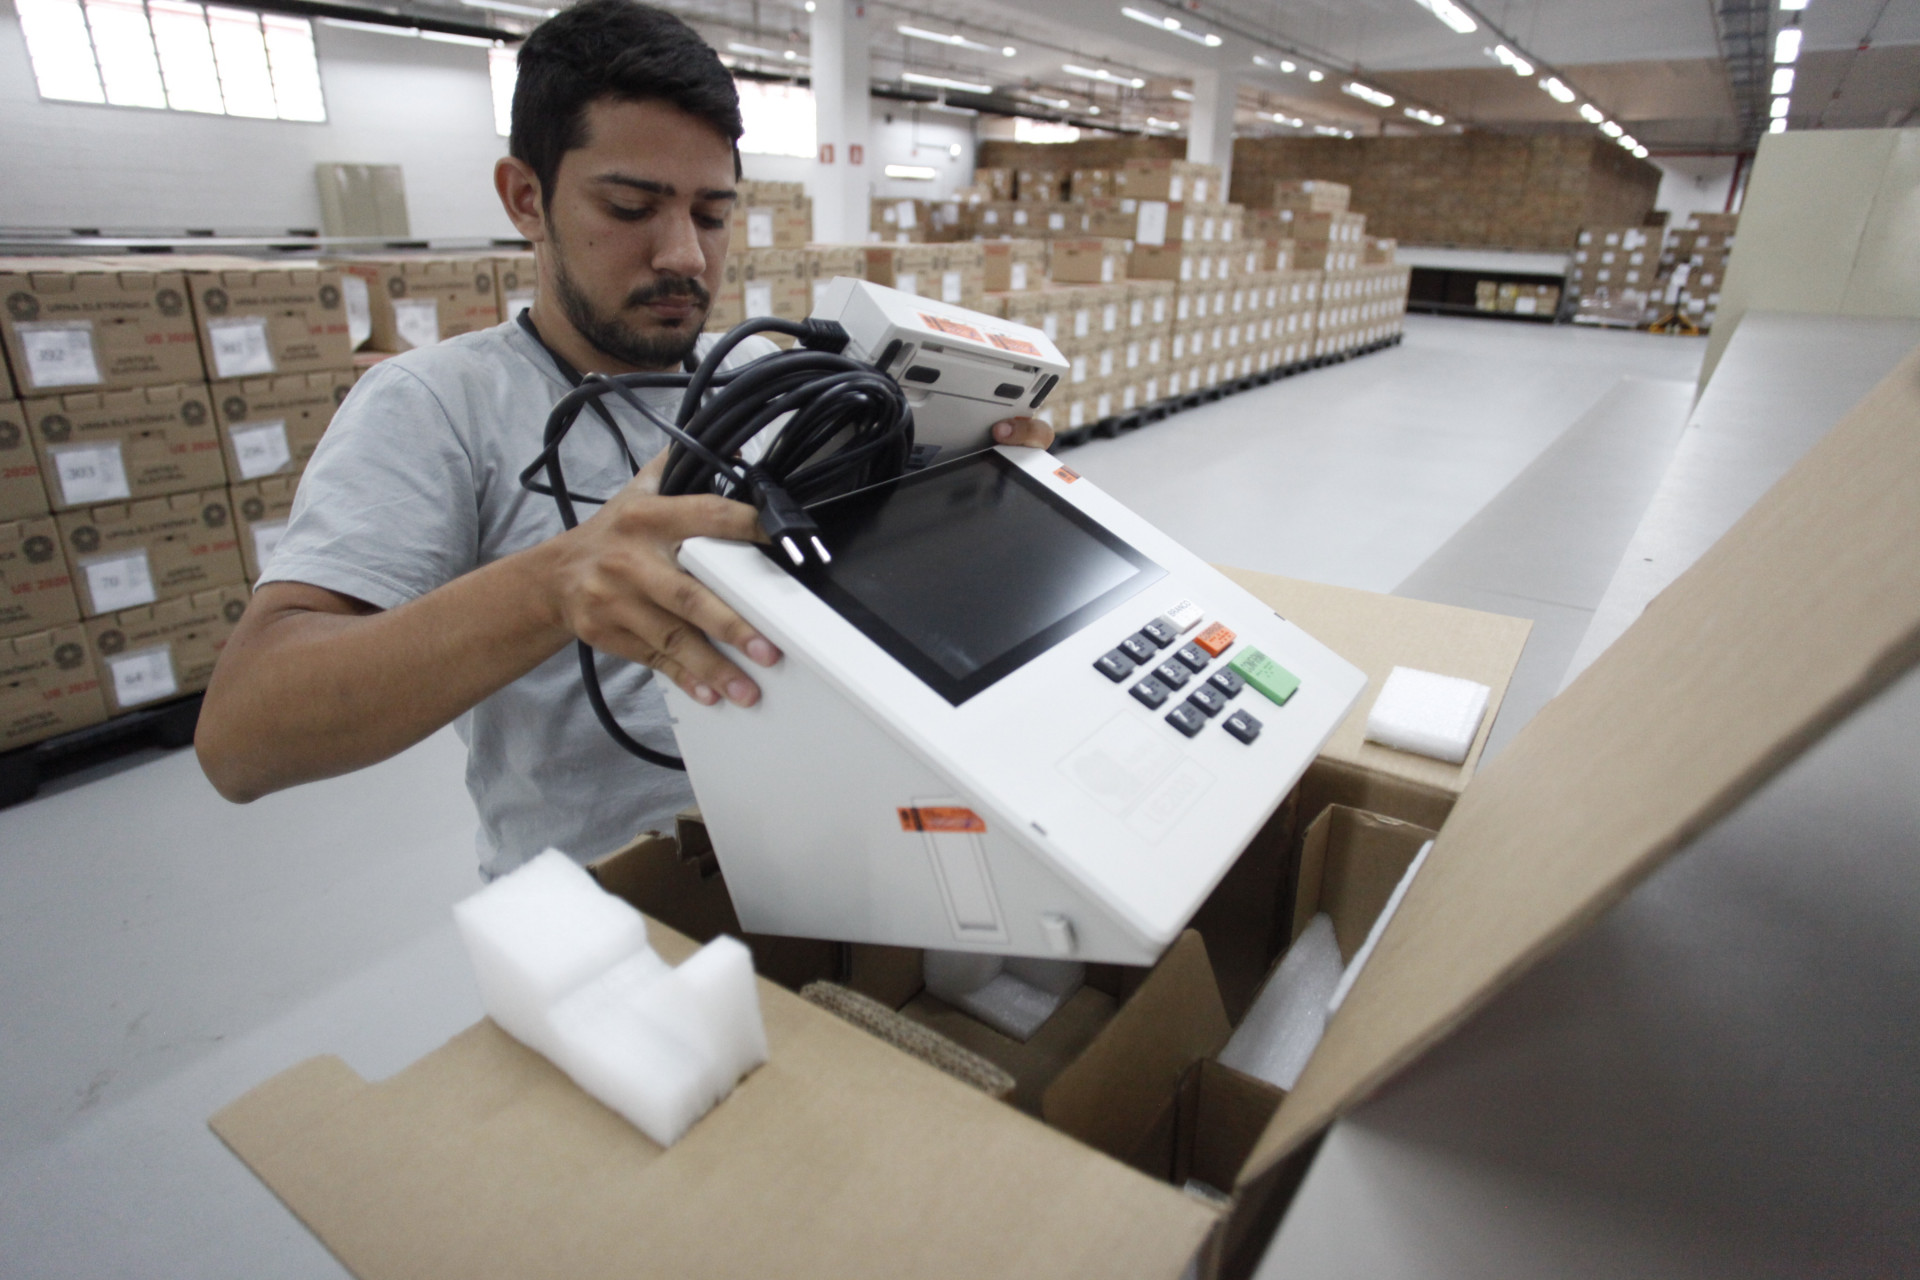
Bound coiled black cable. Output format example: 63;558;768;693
518;314;914;769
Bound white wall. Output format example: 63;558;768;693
0;3;518;237
1652;155;1739;224
0;0;975;243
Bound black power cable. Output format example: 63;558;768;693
518;314;914;769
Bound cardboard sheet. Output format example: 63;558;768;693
1237;342;1920;1186
212;923;1218;1280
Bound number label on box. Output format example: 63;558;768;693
51;441;131;506
108;644;177;708
746;208;775;248
229;420;292;479
392;298;440;351
17;321;102;389
83;548;156;613
744;281;774;319
341;274;372;348
208;315;276;378
251;518;288;574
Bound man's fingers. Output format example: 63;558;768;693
632;554;782;669
577;591;764;707
992;416;1055;449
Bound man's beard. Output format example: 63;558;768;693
548;244;711;371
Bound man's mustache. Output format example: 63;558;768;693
625;278;710;309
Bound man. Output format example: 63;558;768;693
195;0;1050;877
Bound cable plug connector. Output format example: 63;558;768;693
798;319;851;354
742;463;831;568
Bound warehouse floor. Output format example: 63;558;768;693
0;314;1710;1279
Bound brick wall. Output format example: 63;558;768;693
975;137;1185;173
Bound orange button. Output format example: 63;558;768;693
1194;622;1236;657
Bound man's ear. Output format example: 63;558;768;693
495;156;548;244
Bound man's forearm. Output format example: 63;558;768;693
197;541;572;802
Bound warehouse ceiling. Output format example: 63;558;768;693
334;0;1920;153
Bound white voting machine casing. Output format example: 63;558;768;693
810;276;1068;461
665;447;1366;967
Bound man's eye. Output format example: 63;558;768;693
609;205;653;221
695;214;728;231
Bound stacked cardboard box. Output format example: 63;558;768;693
1475;281;1562;317
1661;212;1738;330
329;256;503;354
860;244;986;310
733;180;811;250
490;253;539;322
871;198;930;244
1014;167;1061;203
1568;225;1656;304
802;244;868;312
1314;265;1412;356
1115;159;1222;203
0;254;355;744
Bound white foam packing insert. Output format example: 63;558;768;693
1364;665;1493;765
452;848;651;1056
453;855;770;1149
1218;913;1344;1090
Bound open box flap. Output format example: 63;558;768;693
1217;567;1532;798
1238;342;1920;1188
211;923;1218;1280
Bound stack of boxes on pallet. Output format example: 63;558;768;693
1569;211;1738;331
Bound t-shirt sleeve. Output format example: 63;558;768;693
256;360;481;610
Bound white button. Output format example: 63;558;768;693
1164;599;1203;633
1040;913;1076;957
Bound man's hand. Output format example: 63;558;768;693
992;416;1055;449
546;448;781;708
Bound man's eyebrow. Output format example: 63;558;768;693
593;174;738;201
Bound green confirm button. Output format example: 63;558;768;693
1230;647;1300;705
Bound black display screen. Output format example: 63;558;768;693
792;452;1165;705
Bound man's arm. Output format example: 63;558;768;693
196;466;777;803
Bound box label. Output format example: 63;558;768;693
504;289;535;319
17;321;101;389
1048;212;1066;231
894;272;917;298
208;315;276;378
392;298;440;351
251;518;288;574
108;643;177;707
744;281;774;319
941;271;962;305
51;441;131;506
230;419;292;479
1041;313;1058;341
84;547;156;613
746;208;774;248
1010;262;1028;291
342;273;372;348
893;200;917;230
1136;201;1168;247
812;279;830;311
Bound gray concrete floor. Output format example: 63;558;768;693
0;314;1708;1278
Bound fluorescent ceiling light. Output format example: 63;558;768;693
727;41;778;57
1411;0;1476;35
1026;90;1071;108
1779;0;1806;9
1170;87;1194;101
1770;117;1787;132
1491;44;1533;76
1003;46;1017;56
1632;144;1649;157
805;1;815;10
884;164;937;179
420;29;494;44
1600;119;1623;136
1307;69;1324;81
901;70;991;93
1343;82;1394;108
1578;102;1604;123
322;17;417;35
458;0;555;15
1617;133;1637;148
1775;28;1801;62
1063;62;1145;88
1404;106;1445;125
1539;76;1575;103
1772;67;1794;93
1770;95;1790;117
1145;116;1181;129
1313;124;1340;135
897;24;993;54
1253;54;1297;72
1121;7;1221;46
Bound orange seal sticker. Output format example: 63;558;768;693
919;314;986;343
898;806;987;833
988;331;1043;356
1054;465;1080;483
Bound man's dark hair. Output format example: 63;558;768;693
511;0;743;203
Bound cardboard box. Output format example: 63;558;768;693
734;181;811;249
974;201;1039;236
0;397;52;520
1363;237;1397;265
209;369;352;482
24;381;225;510
85;579;246;714
0;622;108;749
871;198;929;243
1118;159;1221;203
490;253;538;322
177;258;354;379
56;487;245;617
862;244;944;297
804;244;868;312
1014;167;1061;202
981;240;1047;293
0;257;205;395
331;257;503;354
228;474;297;582
740;249;810;321
0;513;79;638
1270;180;1351;215
1049;239;1130;286
972;167;1014;200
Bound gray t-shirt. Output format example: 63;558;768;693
260;320;776;877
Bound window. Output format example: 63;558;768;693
488;45;515;138
15;0;326;121
736;78;816;158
